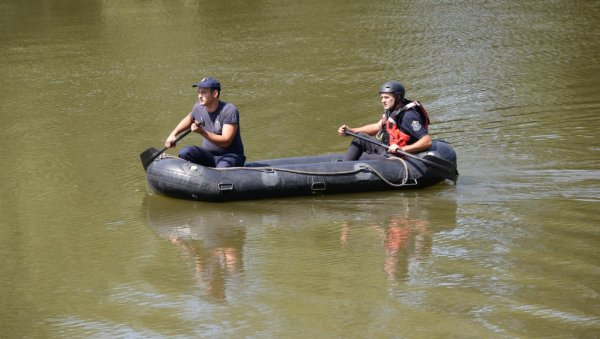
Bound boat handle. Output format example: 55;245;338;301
311;182;326;191
218;183;234;191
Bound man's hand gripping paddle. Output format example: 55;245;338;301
342;129;458;183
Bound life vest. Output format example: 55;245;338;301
379;101;430;147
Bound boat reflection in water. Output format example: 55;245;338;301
144;192;457;299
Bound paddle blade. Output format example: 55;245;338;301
140;147;160;171
423;155;459;182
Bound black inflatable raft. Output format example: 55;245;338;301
144;140;458;202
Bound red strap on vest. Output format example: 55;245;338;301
381;101;430;147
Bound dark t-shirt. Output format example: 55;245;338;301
397;108;428;144
189;101;244;155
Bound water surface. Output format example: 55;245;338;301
1;0;599;337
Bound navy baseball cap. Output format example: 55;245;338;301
192;77;221;91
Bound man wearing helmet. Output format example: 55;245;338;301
337;81;432;161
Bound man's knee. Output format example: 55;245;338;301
178;146;196;161
216;154;245;168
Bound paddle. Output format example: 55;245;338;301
342;130;458;182
140;118;206;170
140;128;192;170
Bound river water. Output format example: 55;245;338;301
1;0;599;337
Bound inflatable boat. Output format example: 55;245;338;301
142;140;458;202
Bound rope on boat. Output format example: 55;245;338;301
230;166;364;176
383;156;412;187
220;156;413;188
158;153;415;188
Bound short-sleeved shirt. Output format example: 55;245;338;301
397;108;428;145
189;101;244;155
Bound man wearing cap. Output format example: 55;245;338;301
337;80;432;161
165;77;245;167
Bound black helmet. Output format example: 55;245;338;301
379;81;405;99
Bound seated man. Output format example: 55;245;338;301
165;77;245;168
338;80;431;161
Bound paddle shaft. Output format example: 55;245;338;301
140;118;207;170
156;127;192;157
343;130;448;170
150;118;205;160
140;127;192;170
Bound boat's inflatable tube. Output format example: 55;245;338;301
145;140;457;202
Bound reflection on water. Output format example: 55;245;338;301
2;0;600;336
167;237;242;301
144;192;457;306
339;196;455;284
145;196;246;301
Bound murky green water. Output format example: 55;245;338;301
1;0;599;337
